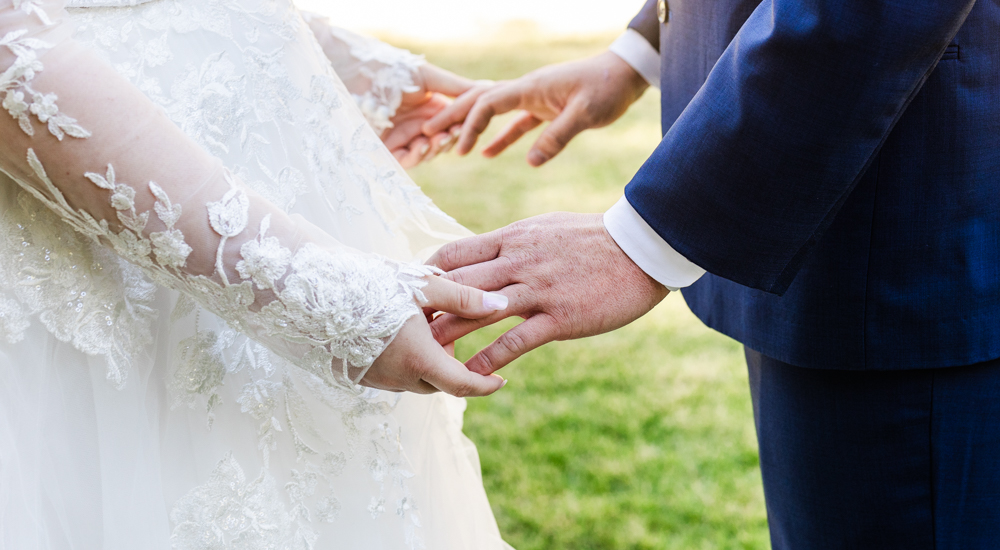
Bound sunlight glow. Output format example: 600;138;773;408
296;0;640;40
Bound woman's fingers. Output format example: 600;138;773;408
421;276;508;319
429;283;528;345
420;64;476;98
395;136;431;168
419;342;507;397
422;81;494;139
363;315;506;397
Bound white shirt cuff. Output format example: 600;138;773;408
604;196;706;291
608;29;661;90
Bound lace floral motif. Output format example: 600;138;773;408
12;0;52;25
0;1;455;547
325;26;425;133
20;151;434;390
169;453;317;550
0;188;158;388
0;30;89;140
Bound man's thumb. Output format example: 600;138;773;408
527;103;588;167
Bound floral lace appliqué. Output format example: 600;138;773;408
327;28;424;133
1;30;90;140
170;453;317;550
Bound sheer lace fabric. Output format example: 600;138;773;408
1;1;429;389
303;12;425;133
0;1;511;548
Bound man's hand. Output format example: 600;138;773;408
363;276;509;396
382;64;474;168
423;51;648;167
427;213;668;375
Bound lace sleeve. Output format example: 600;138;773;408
302;12;424;133
0;1;435;389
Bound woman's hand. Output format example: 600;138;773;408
361;275;509;396
383;64;477;168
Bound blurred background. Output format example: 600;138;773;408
296;0;644;40
303;2;769;548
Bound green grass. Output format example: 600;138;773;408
403;34;770;550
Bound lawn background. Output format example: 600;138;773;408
401;31;770;550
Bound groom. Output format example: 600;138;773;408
423;0;1000;547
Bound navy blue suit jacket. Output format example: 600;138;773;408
626;0;1000;370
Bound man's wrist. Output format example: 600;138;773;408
603;196;706;291
608;29;661;90
597;51;650;108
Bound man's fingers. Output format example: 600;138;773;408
456;84;529;155
421;276;508;319
443;258;518;293
421;350;507;397
429;311;503;347
482;111;542;158
429;129;457;155
423;83;491;137
465;314;561;375
427;229;505;272
428;283;529;345
527;100;590;166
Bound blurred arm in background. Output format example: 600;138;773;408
304;14;473;168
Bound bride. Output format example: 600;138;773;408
0;0;514;548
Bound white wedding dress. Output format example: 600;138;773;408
0;1;512;548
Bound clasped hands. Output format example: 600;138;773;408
364;53;668;397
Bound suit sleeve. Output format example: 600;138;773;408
628;0;660;52
624;0;974;295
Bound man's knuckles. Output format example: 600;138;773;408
469;350;498;376
431;242;463;271
496;329;530;358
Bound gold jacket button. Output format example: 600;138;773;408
657;0;669;23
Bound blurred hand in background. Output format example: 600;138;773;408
384;64;473;168
422;51;648;167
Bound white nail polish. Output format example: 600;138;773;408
483;292;508;311
419;144;430;156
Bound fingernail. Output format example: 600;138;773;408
450;126;462;137
439;134;454;148
419;144;430;156
527;150;549;166
483;292;508;311
501;377;508;389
